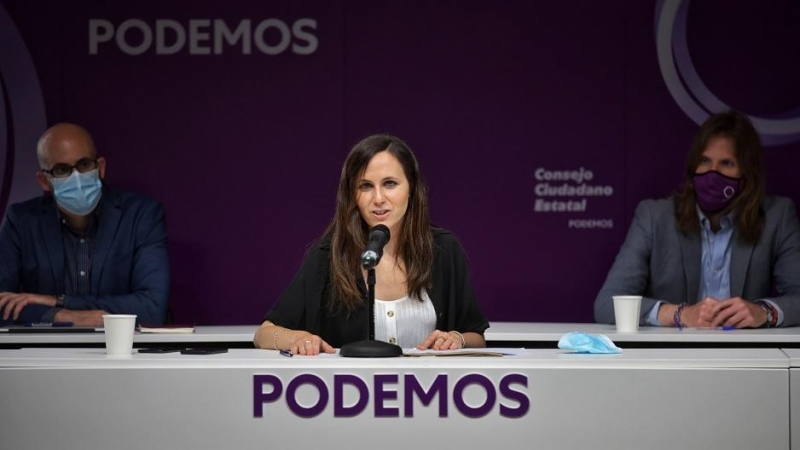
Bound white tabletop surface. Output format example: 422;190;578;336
3;322;800;345
485;321;800;342
0;325;259;344
0;347;789;369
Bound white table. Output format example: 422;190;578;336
486;322;800;346
3;322;800;348
0;348;791;450
0;325;259;347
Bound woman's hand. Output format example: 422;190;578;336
254;322;335;355
416;329;464;350
287;332;336;356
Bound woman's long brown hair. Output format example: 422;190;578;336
323;135;434;313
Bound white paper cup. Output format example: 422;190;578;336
103;314;137;357
612;296;642;333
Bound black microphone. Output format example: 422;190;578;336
341;223;402;358
360;225;390;270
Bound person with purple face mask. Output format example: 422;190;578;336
595;110;800;328
0;123;170;327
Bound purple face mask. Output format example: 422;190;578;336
692;171;742;213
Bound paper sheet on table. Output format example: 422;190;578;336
402;348;527;357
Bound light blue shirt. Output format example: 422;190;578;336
646;210;783;326
698;213;734;301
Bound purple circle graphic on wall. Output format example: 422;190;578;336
655;0;800;146
0;3;47;219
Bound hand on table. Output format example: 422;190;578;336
0;292;56;320
53;310;108;327
417;329;464;350
684;297;766;328
286;332;335;356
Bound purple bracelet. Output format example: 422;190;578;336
673;303;687;330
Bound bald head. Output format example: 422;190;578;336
37;123;97;169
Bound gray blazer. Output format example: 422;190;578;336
594;196;800;326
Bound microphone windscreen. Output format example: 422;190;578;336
369;224;390;241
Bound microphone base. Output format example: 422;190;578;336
340;340;403;358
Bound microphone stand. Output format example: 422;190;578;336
340;268;403;357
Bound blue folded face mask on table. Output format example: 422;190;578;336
558;332;622;354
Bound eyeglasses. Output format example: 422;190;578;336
42;158;99;178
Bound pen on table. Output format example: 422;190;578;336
279;350;293;358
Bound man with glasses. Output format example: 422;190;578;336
0;123;169;326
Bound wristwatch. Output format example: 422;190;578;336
758;301;775;328
54;294;65;308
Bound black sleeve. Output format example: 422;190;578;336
262;243;329;331
0;205;47;324
433;231;490;334
0;204;24;293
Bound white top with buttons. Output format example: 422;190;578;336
373;290;436;348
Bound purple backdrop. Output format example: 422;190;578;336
1;0;799;325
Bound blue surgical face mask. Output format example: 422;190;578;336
50;169;103;216
557;332;622;354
